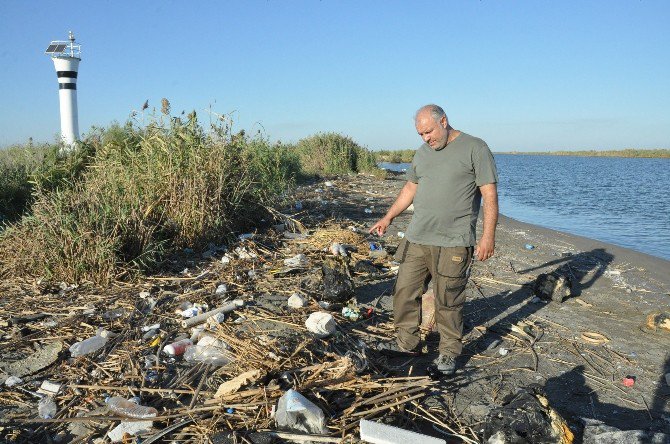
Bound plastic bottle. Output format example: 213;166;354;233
105;396;158;418
163;338;192;356
69;332;108;357
38;396;57;419
183;345;230;366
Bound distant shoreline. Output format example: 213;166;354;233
494;149;669;158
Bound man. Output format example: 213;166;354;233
369;104;498;376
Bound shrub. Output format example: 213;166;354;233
0;113;296;283
293;132;383;177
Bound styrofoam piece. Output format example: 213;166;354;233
359;419;446;444
107;420;153;442
305;312;337;338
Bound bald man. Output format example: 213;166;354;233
370;104;499;376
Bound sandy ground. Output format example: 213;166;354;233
303;171;670;439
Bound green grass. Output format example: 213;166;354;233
497;149;670;158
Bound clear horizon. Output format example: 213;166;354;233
1;1;668;151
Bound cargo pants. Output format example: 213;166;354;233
392;239;473;357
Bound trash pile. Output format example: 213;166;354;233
0;218;475;443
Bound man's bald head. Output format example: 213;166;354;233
415;104;447;125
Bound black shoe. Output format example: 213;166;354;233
376;340;421;357
433;354;457;376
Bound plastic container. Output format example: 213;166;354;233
305;312;337;338
275;389;327;434
38;396;57;419
183;345;230;366
163;339;193;356
69;332;108;357
106;396;158;418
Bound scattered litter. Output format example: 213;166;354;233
397;231;405;238
359;419;446;444
305;312;337;338
294;201;303;210
330;242;348;256
275;389;327;434
163;338;193;356
287;293;307;308
364;208;373;214
483;386;573;443
106;396;158;418
284;254;308;267
37;396;57;419
322;257;355;302
622;376;636;387
524;244;535;250
107;421;154;442
580;331;609;345
499;348;509;356
238;233;254;240
37;380;62;396
324;181;334;187
214;369;262;398
534;269;572;303
342;306;361;321
4;375;22;387
69;331;109;357
215;283;228;295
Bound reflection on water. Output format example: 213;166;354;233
380;155;670;261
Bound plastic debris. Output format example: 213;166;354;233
499;347;509;356
214;369;262;398
215;284;228;295
106;396;158;418
294;201;303;210
37;380;62;396
324;181;334;187
330;242;348;256
163;339;193;356
342;306;361;321
107;421;153;442
69;331;109;357
359;419;446;444
364;208;373;214
321;257;355;303
4;375;22;387
305;312;337;338
284;254;308;267
37;396;57;419
287;293;307;308
397;231;405;238
221;254;232;264
275;389;327;434
525;244;535;250
142;323;161;332
623;376;636;387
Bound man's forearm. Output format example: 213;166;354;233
480;185;498;240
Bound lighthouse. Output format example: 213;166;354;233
45;31;81;149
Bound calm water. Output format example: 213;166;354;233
379;155;670;261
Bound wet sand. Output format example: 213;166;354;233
313;171;670;437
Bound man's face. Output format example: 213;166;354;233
415;112;449;150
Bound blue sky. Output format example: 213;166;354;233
1;1;668;151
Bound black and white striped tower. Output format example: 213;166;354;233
45;31;81;148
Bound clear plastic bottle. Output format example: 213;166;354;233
105;396;158;418
38;396;57;419
69;333;108;357
183;345;230;366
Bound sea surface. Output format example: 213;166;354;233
379;154;670;261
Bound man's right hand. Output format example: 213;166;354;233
369;217;392;236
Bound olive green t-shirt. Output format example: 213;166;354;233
404;132;498;247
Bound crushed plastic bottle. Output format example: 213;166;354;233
275;389;327;434
183;345;230;366
69;330;109;357
105;396;158;418
38;396;57;419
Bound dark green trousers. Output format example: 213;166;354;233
393;239;473;356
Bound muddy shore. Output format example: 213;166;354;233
333;170;670;437
0;170;668;442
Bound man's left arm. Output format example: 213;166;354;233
476;183;498;261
